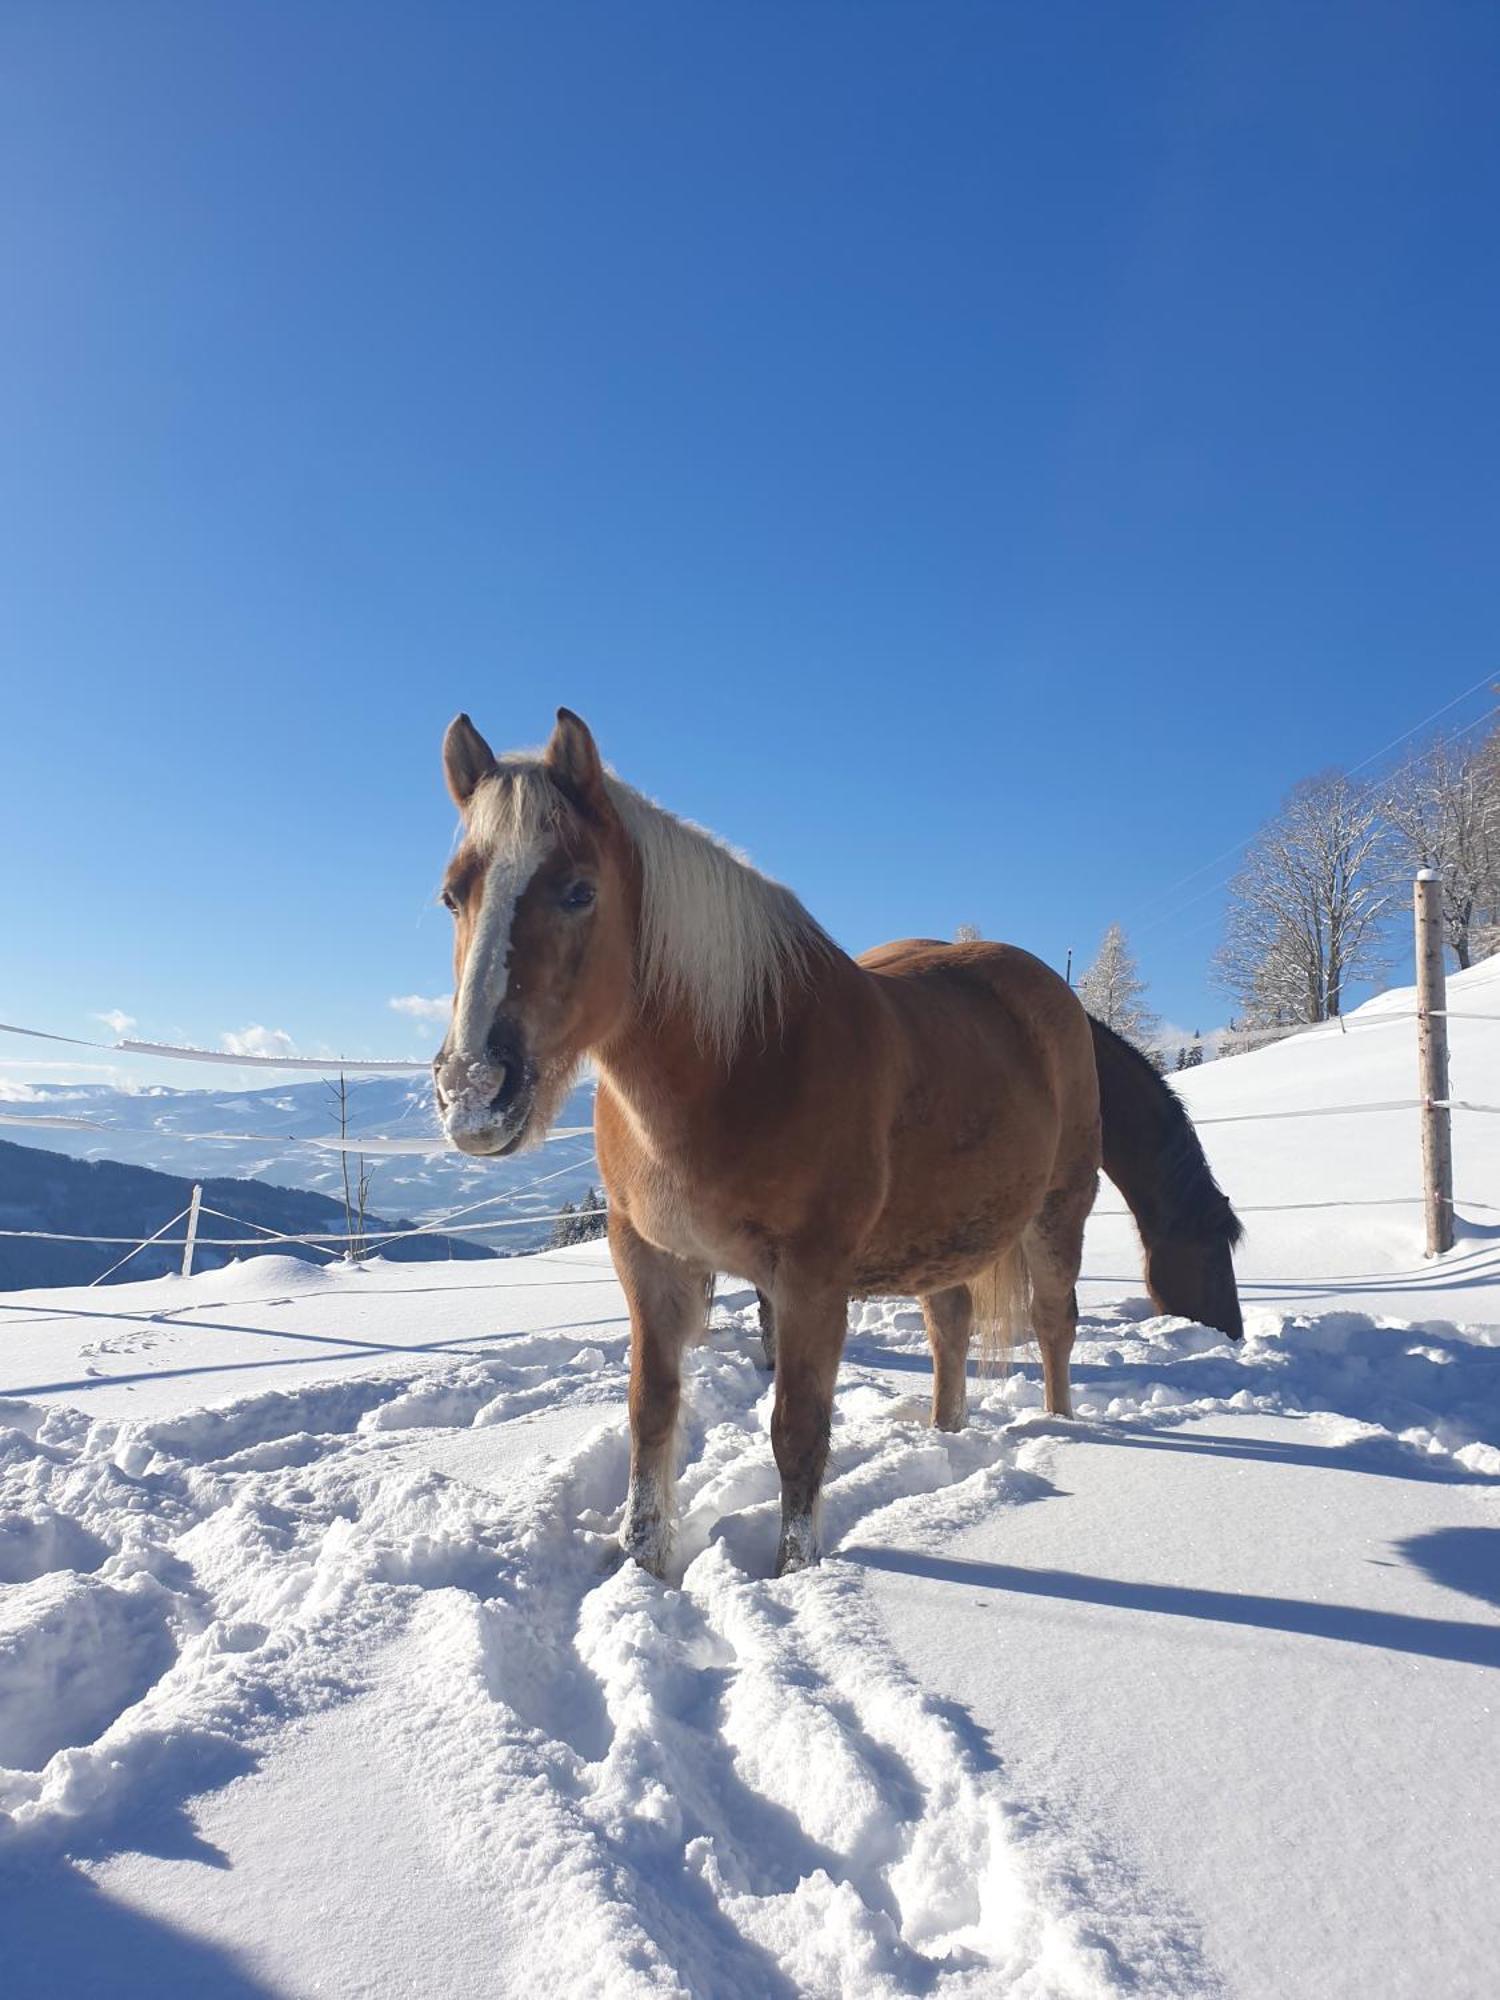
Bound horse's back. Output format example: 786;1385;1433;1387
858;938;1093;1076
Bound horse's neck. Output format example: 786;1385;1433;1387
593;962;836;1162
594;1001;764;1154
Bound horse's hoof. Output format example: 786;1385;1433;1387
621;1533;669;1580
620;1510;672;1579
774;1513;820;1576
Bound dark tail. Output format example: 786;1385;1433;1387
1088;1016;1244;1341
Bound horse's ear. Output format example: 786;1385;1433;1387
443;713;497;810
545;708;608;817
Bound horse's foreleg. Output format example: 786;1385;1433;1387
756;1290;777;1371
769;1283;848;1575
609;1213;710;1577
921;1284;974;1431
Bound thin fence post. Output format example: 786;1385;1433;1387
1414;872;1454;1256
181;1183;203;1278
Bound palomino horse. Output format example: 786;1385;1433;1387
432;709;1243;1577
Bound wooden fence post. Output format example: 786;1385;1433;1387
181;1183;203;1278
1413;872;1454;1256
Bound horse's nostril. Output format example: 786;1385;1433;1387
437;1042;527;1140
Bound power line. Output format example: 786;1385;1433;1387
1132;697;1499;948
0;1020;430;1073
1125;669;1497;940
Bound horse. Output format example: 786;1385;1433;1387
431;707;1243;1578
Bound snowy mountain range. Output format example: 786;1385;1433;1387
0;1071;600;1248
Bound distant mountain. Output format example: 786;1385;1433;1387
0;1073;600;1252
0;1138;499;1291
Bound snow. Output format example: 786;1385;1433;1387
1;963;1498;1996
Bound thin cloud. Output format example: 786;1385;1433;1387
95;1009;137;1038
221;1024;298;1059
389;994;452;1023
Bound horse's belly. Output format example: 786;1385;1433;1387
850;1217;1008;1299
852;1151;1047;1298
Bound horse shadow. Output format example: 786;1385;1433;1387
2;1857;277;1999
1394;1525;1500;1611
1076;1419;1500;1488
841;1545;1500;1671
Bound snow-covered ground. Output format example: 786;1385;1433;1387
2;963;1498;1997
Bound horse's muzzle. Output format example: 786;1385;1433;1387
433;1044;536;1157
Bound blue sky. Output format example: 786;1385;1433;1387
2;1;1497;1088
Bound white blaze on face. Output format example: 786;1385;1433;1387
442;839;544;1140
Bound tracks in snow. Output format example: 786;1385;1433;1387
2;1292;1496;1995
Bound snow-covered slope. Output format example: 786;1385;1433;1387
1;960;1497;1998
1085;953;1500;1319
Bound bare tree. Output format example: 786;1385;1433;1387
1215;770;1394;1026
1385;727;1500;968
328;1072;374;1263
1076;923;1160;1050
1475;723;1500;961
953;922;981;943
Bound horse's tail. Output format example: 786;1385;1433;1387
972;1238;1032;1376
1089;1015;1245;1341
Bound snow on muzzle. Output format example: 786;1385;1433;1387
433;1031;537;1157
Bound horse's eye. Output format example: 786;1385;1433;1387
561;880;596;911
441;889;458;914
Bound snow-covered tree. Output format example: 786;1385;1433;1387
1384;726;1500;968
548;1200;577;1248
1215;769;1394;1026
1075;923;1160;1050
549;1188;608;1247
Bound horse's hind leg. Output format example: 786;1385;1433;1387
610;1212;712;1577
1024;1181;1094;1420
921;1284;973;1431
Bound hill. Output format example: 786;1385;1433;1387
1083;952;1500;1319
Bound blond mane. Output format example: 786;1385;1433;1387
465;758;832;1056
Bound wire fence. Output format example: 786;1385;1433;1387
0;1187;613;1287
0;1020;430;1071
0;1110;592;1154
0;1211;610;1247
